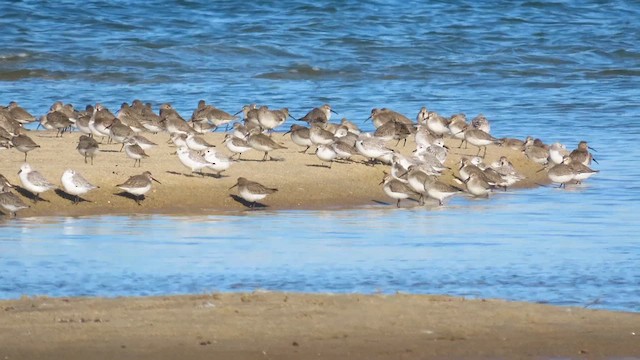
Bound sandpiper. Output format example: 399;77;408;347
380;172;419;207
340;118;360;134
128;134;157;151
116;103;145;132
160;103;194;136
298;104;336;124
547;156;575;188
424;176;462;206
7;101;36;124
76;135;99;165
416;107;429;125
247;132;287;161
448;114;468;147
203;148;233;177
471;114;490;133
462;129;500;157
0;186;29;217
315;144;337;168
548;142;568;165
568;160;599;184
284;124;312;153
355;136;393;164
108;118;134;148
185;133;215;152
426;111;451;136
123;138;149;167
18;163;55;203
223;134;252;160
466;172;493;198
116;171;161;205
229;177;278;208
500;137;525;150
569;141;597;165
176;146;213;175
523;137;550;165
366;108;413;128
332;140;359;161
11;134;39;161
309;124;335;145
191;100;237;131
60;169;98;204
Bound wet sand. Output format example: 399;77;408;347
0;292;638;359
0;130;548;217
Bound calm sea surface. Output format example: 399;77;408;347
0;1;639;312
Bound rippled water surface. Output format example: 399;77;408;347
0;1;639;311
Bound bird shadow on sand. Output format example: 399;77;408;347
113;191;144;204
229;195;268;209
237;157;285;163
371;200;391;206
165;170;227;179
305;164;332;168
14;186;50;203
55;189;90;204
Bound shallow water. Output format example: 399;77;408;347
1;1;639;311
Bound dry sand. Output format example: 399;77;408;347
0;130;548;217
0;292;638;359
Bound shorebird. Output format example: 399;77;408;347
426;111;450;136
128;134;157;151
490;156;525;189
160;103;194;136
466;172;493;198
462;129;500;157
11;134;39;161
60;169;98;204
405;166;435;205
332;140;359;161
284;124;312;153
0;185;29;217
176;146;213;175
568;160;599;184
424;176;462;206
309;124;335;145
7;101;36;124
414;125;436;148
355;136;393;164
116;103;145;132
191;100;237;131
229;177;278;208
339;118;360;134
500;137;525;151
315;144;337;168
123;138;149;167
547;157;575;188
380;172;419;207
366;108;413;128
548;142;568;165
471;114;490;133
18;163;56;202
448;114;468;147
223;134;252;160
298;104;336;124
185;133;215;152
108;118;134;148
74;105;93;135
247;132;287;161
569;141;597;166
116;171;161;205
0;174;13;189
203;148;233;177
416;107;429;125
76;135;99;165
523;137;550;165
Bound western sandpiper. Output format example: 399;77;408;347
76;135;99;165
11;134;39;161
284;124;312;153
229;177;278;208
116;171;160;205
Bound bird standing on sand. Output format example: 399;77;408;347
116;171;161;205
60;169;98;204
77;135;99;165
0;185;29;217
18;163;56;203
229;177;278;208
11;134;40;161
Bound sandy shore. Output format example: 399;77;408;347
0;130;548;217
0;292;637;359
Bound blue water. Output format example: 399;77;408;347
1;1;639;311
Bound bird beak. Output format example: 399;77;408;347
592;157;599;164
152;177;161;184
330;109;338;115
588;146;597;152
233;110;242;116
283;130;291;136
17;169;22;175
229;183;238;190
288;113;297;120
443;145;450;149
364;115;372;122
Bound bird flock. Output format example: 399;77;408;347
0;100;598;217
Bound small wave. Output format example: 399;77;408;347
586;69;640;78
0;69;66;81
0;52;30;61
255;64;346;80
